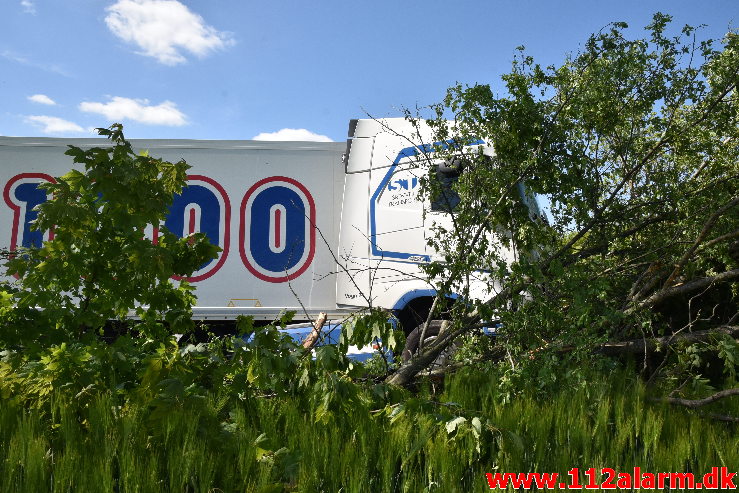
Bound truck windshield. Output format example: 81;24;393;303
429;157;542;219
430;159;462;213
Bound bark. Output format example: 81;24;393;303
302;312;328;349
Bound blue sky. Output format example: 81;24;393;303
1;1;737;141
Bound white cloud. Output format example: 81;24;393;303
252;128;333;142
28;94;56;106
105;0;234;65
25;116;85;134
20;0;36;14
79;96;187;126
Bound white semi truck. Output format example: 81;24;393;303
0;118;507;334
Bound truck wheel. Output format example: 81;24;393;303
401;320;456;368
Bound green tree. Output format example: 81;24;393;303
390;14;739;391
0;124;218;350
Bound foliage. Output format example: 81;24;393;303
393;13;739;389
0;124;218;350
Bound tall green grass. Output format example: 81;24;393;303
1;368;736;492
443;367;739;485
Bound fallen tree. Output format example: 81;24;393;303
387;14;739;392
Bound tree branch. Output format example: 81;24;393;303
662;196;739;289
563;213;670;267
652;388;739;409
702;228;739;250
302;312;328;349
630;269;739;313
597;325;739;356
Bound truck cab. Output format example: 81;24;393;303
336;118;511;331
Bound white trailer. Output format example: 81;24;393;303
0;119;505;332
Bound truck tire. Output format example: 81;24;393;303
401;320;456;368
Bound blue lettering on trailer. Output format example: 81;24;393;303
167;186;220;252
11;183;46;248
239;176;316;283
3;173;231;282
164;175;231;282
250;186;305;272
3;173;56;251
